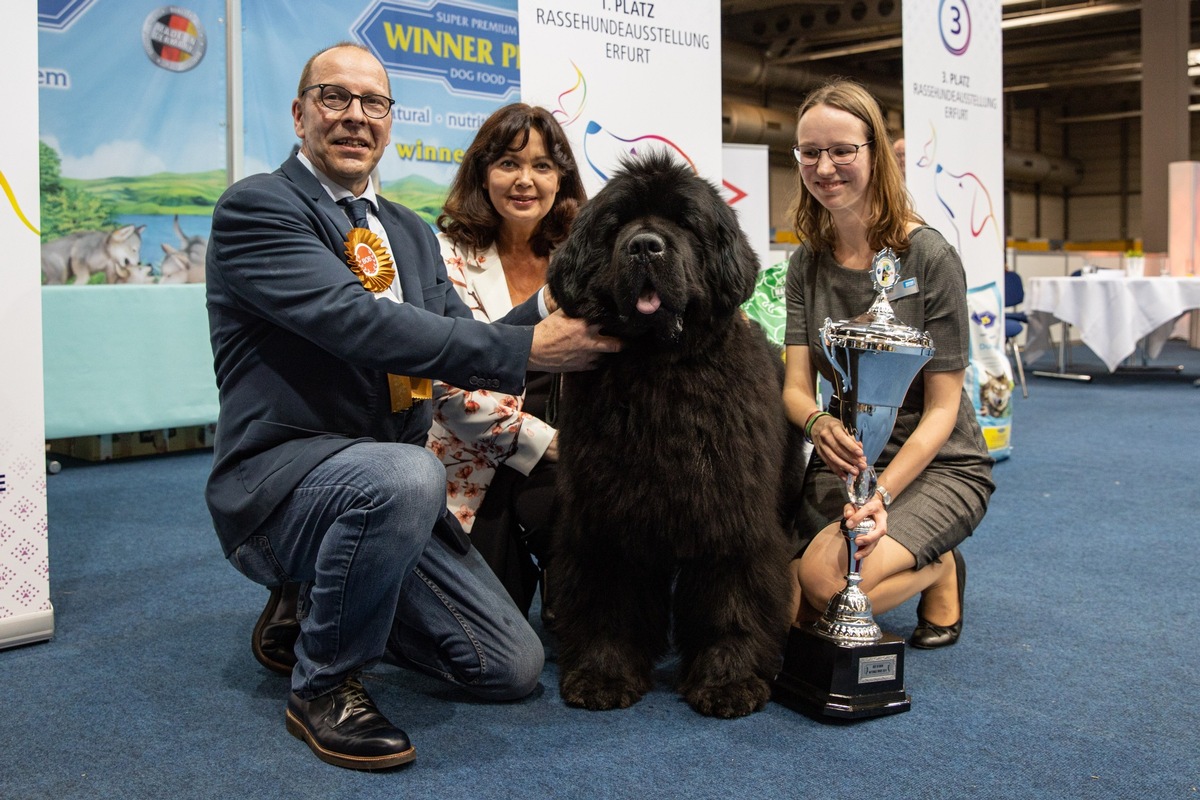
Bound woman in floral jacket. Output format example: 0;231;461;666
427;103;587;616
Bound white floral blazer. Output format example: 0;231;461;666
426;234;556;532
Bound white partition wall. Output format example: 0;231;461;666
1168;161;1200;347
1168;162;1200;277
722;143;772;271
0;0;53;649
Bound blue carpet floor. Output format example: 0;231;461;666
4;340;1199;799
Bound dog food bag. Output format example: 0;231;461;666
965;282;1013;461
742;261;788;347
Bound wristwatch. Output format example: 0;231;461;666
875;485;893;509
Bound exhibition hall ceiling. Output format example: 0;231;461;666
719;0;1200;123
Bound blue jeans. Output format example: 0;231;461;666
227;442;544;700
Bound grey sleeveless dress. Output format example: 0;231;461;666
784;226;994;568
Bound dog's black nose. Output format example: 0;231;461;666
627;232;665;259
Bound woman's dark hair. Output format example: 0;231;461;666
437;103;586;257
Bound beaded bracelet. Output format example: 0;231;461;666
803;411;831;444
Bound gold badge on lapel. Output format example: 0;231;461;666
344;228;395;293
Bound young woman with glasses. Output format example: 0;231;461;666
781;80;994;649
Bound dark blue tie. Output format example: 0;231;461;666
339;197;372;229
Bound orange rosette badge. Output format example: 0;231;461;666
344;227;395;293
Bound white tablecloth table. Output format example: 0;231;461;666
1023;275;1200;372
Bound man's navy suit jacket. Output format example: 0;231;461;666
205;156;540;557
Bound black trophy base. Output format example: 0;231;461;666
773;623;911;719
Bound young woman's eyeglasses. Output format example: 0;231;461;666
792;142;873;166
301;84;395;119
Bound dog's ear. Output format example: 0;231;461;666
546;235;582;319
707;202;759;317
548;200;605;319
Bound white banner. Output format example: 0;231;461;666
1;0;53;649
903;0;1004;290
721;143;772;272
904;1;1010;459
518;0;722;196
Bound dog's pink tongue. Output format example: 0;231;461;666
637;291;662;315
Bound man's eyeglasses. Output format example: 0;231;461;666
792;141;873;166
301;84;395;119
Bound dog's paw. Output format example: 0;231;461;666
560;669;649;711
684;675;771;719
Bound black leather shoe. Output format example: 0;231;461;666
285;678;416;770
910;548;966;649
252;582;300;675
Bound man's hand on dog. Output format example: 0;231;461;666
528;310;621;372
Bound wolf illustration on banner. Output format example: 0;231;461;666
41;223;146;285
159;215;207;284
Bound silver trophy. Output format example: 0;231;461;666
774;248;934;718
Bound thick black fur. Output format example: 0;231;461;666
547;152;797;718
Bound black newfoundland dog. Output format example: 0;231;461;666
547;152;797;718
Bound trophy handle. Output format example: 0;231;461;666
821;326;852;396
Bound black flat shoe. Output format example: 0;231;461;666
252;582;301;675
286;678;416;770
910;548;966;649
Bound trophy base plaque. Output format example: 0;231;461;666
773;623;911;719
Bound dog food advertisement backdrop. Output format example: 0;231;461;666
241;0;519;228
38;0;225;286
1;1;53;650
966;283;1014;460
902;0;1011;455
517;0;723;198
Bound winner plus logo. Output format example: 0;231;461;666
353;0;520;100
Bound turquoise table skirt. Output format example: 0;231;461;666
41;285;218;439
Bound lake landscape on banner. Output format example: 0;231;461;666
118;213;212;272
